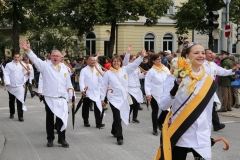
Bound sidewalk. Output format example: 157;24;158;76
0;130;5;156
218;107;240;118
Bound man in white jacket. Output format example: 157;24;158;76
20;40;74;148
4;53;29;122
79;55;104;128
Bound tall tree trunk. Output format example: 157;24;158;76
108;19;116;56
208;31;214;51
12;2;19;56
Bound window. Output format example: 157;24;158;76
86;32;96;55
144;33;155;52
163;33;173;51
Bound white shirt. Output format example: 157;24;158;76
79;65;102;112
144;66;170;99
203;60;234;80
4;61;27;87
160;74;214;158
27;51;73;98
101;56;143;124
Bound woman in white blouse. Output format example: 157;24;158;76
123;53;145;123
158;43;217;160
144;54;170;136
101;48;145;145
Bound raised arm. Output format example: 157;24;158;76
214;62;235;76
20;40;45;72
123;45;132;66
125;47;146;74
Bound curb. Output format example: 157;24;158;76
0;130;5;155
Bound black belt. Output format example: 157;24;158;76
58;96;66;99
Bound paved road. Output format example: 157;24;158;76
0;87;239;160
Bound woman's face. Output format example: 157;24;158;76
112;58;121;69
153;56;161;65
129;56;136;63
186;45;205;67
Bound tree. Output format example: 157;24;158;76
65;0;173;56
27;28;85;57
170;0;225;50
230;0;240;24
0;0;66;56
0;33;12;59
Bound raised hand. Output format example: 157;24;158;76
141;47;146;57
127;45;132;53
20;40;31;52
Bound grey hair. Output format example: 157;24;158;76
51;50;62;55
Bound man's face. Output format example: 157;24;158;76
87;57;96;67
14;54;20;62
205;50;213;61
51;51;61;65
222;54;228;59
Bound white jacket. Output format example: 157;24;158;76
79;65;102;112
160;74;214;159
101;56;143;124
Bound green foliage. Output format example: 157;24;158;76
0;33;12;48
230;0;240;24
170;0;225;35
27;28;86;57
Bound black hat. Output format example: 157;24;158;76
221;50;230;55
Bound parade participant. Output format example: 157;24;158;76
204;49;238;131
24;58;35;99
4;53;29;121
79;55;104;128
158;43;217;160
20;40;74;148
123;45;145;123
144;54;170;136
101;46;146;145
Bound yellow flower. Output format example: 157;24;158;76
179;71;186;78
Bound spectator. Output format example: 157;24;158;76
104;57;111;70
159;52;167;66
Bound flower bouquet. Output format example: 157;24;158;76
170;57;192;96
170;57;192;78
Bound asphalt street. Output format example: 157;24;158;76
0;86;239;160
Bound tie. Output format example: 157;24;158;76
208;61;211;65
16;63;18;66
90;67;94;73
54;65;59;71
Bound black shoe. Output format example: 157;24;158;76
10;114;14;119
214;123;225;131
96;124;105;128
47;140;53;147
90;108;94;111
153;130;158;136
84;123;90;127
217;109;227;112
132;119;140;123
58;139;69;148
18;117;24;122
117;140;123;145
138;106;143;110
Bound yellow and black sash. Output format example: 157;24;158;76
155;75;217;160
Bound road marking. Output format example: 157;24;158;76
222;121;240;123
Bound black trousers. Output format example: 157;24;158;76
212;102;221;126
82;98;101;125
24;79;33;101
129;95;139;120
110;103;123;141
8;91;23;118
150;97;159;131
44;99;65;141
160;146;204;160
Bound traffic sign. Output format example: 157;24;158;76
225;24;231;38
